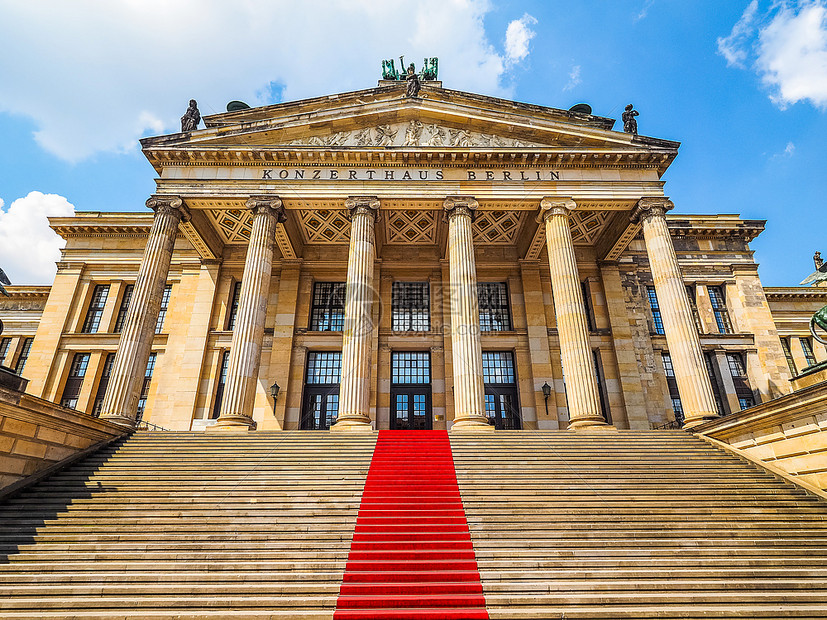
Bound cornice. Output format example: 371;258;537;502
0;286;50;299
765;286;827;299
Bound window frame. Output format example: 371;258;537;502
481;350;521;430
136;352;157;421
114;284;134;333
707;285;733;334
14;338;33;376
81;284;110;334
391;282;430;332
309;282;346;332
800;337;817;367
60;352;90;410
301;351;342;430
647;286;665;335
92;352;116;417
154;285;172;334
0;337;11;367
227;281;242;331
477;282;512;332
211;350;231;419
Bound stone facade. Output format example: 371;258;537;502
0;83;824;432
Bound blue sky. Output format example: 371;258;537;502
0;0;825;286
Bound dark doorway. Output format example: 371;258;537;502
390;351;432;430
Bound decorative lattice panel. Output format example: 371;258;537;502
473;211;523;244
385;210;437;244
299;209;351;244
208;209;253;244
569;211;610;245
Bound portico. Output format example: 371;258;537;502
93;83;727;432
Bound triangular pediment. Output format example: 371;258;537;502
141;84;680;157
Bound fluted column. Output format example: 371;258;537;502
632;197;719;428
540;198;606;429
100;195;189;426
332;197;379;431
214;197;285;431
444;197;491;430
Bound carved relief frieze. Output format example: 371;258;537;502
288;121;545;148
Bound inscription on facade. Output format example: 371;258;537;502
258;168;561;181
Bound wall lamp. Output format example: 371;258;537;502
269;381;280;415
541;381;551;417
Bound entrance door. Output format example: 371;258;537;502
390;352;432;430
484;388;520;430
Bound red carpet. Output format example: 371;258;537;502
334;430;489;620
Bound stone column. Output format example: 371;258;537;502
539;198;606;429
332;197;379;432
443;197;491;430
214;197;285;431
100;195;189;426
632;197;719;428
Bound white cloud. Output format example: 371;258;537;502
563;65;582;91
718;1;827;109
635;0;656;23
783;140;796;156
757;2;827;108
0;192;74;285
717;0;759;68
0;0;534;162
504;13;538;65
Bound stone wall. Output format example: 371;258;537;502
0;370;127;492
693;381;827;493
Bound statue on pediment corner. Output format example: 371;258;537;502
421;57;438;81
0;266;9;298
180;99;200;132
622;104;639;135
382;59;400;80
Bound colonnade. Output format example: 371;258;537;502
99;193;719;431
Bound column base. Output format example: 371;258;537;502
451;416;495;432
567;416;611;430
331;415;373;432
209;414;257;432
682;414;719;430
98;414;137;429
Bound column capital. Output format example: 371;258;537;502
631;196;674;224
146;195;191;222
443;196;479;222
538;197;577;222
345;196;380;220
245;195;287;222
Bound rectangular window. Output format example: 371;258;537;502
482;351;520;429
703;353;726;416
154;285;172;334
592;349;611;424
582;280;595;332
707;286;733;334
392;282;430;332
15;338;32;375
780;337;797;376
227;281;242;331
647;286;664;335
114;284;134;333
661;352;683;425
686;285;703;333
136;353;157;422
726;352;755;410
0;337;11;367
92;353;116;417
309;282;346;331
82;285;109;333
211;350;231;419
302;351;342;430
391;351;431;384
800;337;817;367
60;353;90;409
478;282;512;332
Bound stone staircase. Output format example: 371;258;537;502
0;432;377;619
0;429;824;618
451;430;827;619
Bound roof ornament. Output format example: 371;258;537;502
180;99;201;132
381;56;438;82
622;104;639;135
801;250;827;287
0;266;9;298
811;305;827;346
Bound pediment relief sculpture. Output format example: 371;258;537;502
287;121;545;148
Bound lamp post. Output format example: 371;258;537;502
269;381;280;416
541;381;551;418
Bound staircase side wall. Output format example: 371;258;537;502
694;381;827;492
0;382;125;491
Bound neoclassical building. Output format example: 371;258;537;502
2;82;826;432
